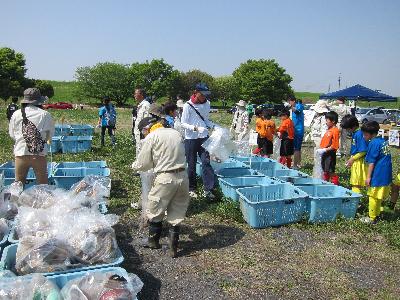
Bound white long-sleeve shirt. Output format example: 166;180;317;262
9;106;55;156
134;100;151;137
181;100;215;140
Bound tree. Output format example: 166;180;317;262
213;76;240;103
0;47;27;101
33;80;54;98
130;59;181;99
233;59;293;104
179;69;215;98
75;62;132;106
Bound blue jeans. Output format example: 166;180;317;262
184;138;215;192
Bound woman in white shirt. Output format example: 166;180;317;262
8;88;55;185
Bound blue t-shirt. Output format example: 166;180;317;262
350;129;368;156
165;115;174;127
292;103;304;134
99;106;108;127
365;137;392;187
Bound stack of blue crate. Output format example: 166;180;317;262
51;124;94;154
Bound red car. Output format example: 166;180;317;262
43;102;73;110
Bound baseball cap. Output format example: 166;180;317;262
195;83;211;96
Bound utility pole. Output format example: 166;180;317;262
338;73;341;89
328;84;331;92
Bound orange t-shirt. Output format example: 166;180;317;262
256;118;267;137
264;119;276;141
278;118;294;140
320;126;340;150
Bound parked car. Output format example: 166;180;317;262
355;107;390;124
43;102;73;110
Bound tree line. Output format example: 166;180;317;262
0;47;294;106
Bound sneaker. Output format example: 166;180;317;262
360;216;378;224
203;190;215;200
131;202;141;210
189;191;198;198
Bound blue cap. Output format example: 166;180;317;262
195;83;211;96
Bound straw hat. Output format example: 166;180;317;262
236;100;247;107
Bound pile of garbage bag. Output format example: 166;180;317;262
70;175;111;201
0;273;61;299
0;182;22;220
202;127;235;162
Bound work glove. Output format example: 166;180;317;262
316;148;327;155
198;127;206;134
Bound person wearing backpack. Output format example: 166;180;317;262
98;97;117;147
6;97;19;121
8;88;55;185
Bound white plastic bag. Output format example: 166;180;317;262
313;149;324;179
272;138;281;160
60;270;143;300
70;175;111;202
202;127;235;162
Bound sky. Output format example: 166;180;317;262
1;0;399;95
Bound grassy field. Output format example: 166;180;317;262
1;106;400;299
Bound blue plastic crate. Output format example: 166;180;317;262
237;184;308;228
54;124;71;136
55;161;107;169
70;124;94;136
218;176;283;202
215;168;263;178
0;168;36;187
51;167;110;189
233;156;275;165
297;185;361;223
50;136;61;153
285;177;333;186
0;244;124;276
60;136;93;154
271;169;309;181
243;161;288;175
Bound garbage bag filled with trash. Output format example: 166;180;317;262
70;175;111;202
0;273;61;299
60;270;143;300
0;218;9;241
313;149;324;179
0;182;22;220
202;127;235;162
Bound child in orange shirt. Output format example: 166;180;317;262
262;111;276;157
254;109;265;155
317;111;340;185
277;110;295;168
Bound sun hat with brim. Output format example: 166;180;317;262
21;88;46;105
236;100;247;107
195;83;211;96
176;100;185;108
313;100;330;114
149;103;165;118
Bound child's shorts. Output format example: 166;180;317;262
350;158;367;186
263;139;273;155
367;186;390;200
321;150;336;173
257;135;265;149
280;139;294;156
394;173;400;186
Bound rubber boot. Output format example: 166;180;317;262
322;172;330;181
279;157;286;165
168;226;180;258
331;175;339;185
286;157;292;168
144;222;162;249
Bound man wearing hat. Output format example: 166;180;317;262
230;100;250;141
288;97;305;169
181;83;216;199
9;88;55;185
131;117;190;258
310;100;330;149
330;97;351;157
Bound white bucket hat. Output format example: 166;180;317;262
176;99;185;108
313;100;330;114
236;100;247;107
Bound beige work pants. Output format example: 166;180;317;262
147;171;190;226
15;155;48;185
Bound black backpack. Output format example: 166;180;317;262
21;107;46;154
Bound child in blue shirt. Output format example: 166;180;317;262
361;121;392;224
163;102;178;128
340;115;368;194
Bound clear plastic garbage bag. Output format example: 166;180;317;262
313;149;324;179
202;127;235;162
70;175;112;202
140;171;155;229
0;218;9;241
232;141;251;157
17;185;60;209
272;138;281;160
0;182;22;220
0;273;61;300
60;270;143;300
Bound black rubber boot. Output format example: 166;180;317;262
144;222;162;249
168;226;180;258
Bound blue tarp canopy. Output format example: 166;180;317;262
319;84;397;102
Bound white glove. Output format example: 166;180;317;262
198;127;206;134
316;148;327;155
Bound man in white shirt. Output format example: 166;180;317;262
330;97;352;156
9;88;55;185
181;83;216;199
230;100;250;141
